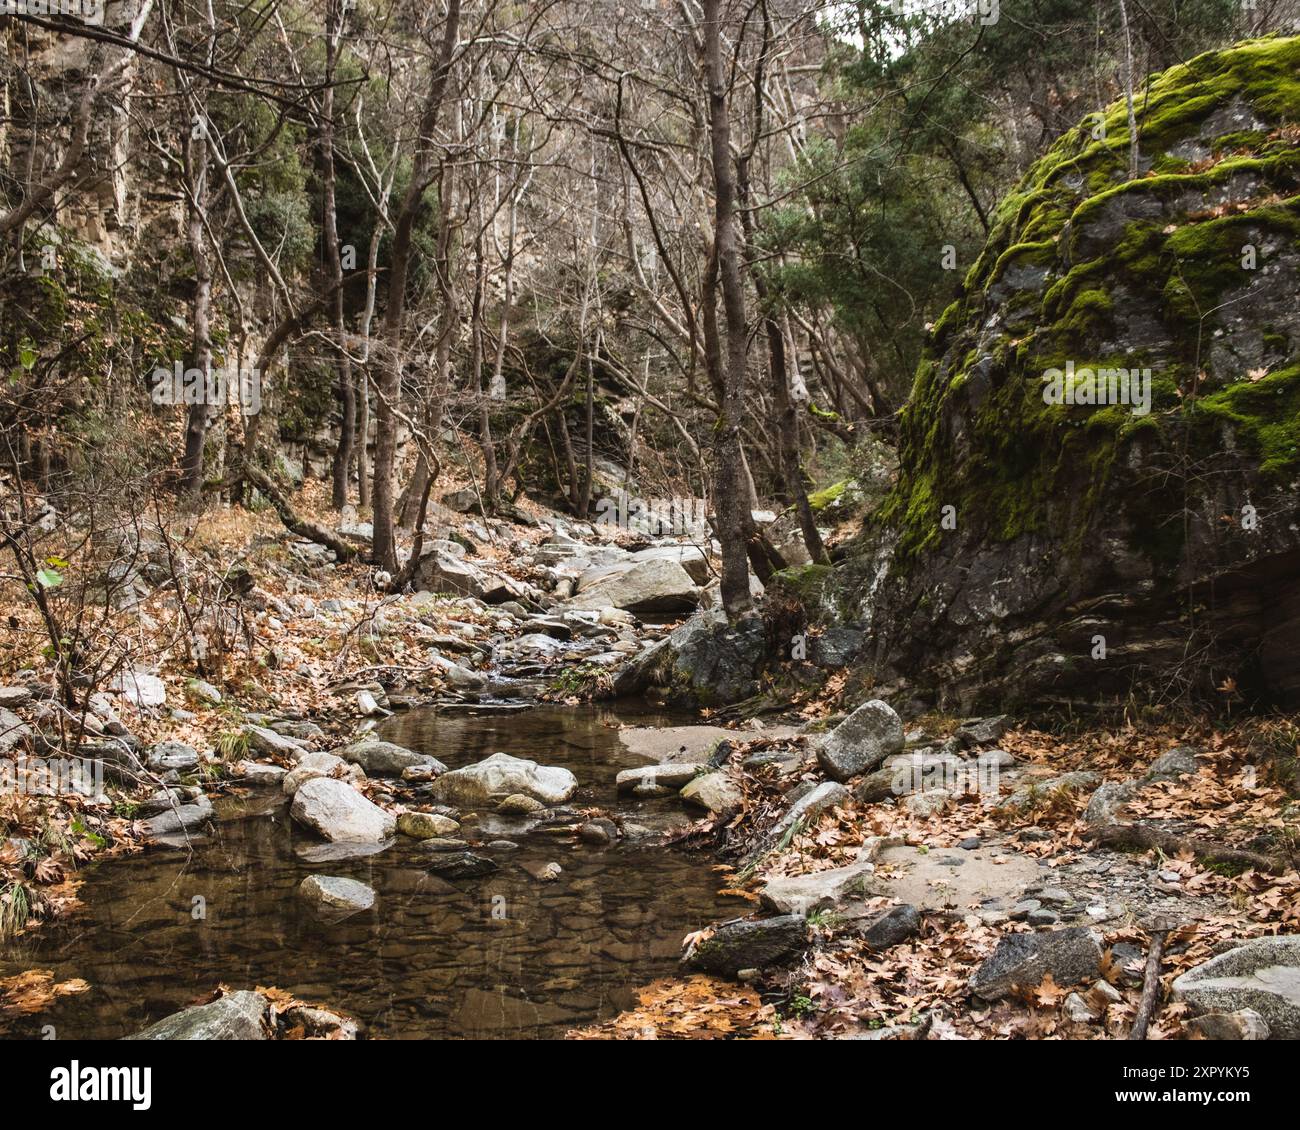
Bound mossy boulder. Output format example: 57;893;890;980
859;36;1300;711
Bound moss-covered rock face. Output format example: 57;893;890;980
860;37;1300;711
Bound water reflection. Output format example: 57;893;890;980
0;706;728;1039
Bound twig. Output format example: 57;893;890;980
1128;928;1169;1040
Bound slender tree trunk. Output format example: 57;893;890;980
1118;0;1140;180
179;129;212;496
768;317;828;564
703;0;753;616
320;0;355;509
371;0;461;572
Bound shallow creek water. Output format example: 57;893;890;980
0;706;730;1039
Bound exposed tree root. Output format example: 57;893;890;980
1088;821;1292;875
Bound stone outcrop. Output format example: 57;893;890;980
855;38;1300;711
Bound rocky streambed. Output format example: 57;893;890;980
0;706;736;1039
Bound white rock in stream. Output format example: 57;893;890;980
298;875;376;913
282;752;364;796
432;752;577;806
290;777;395;842
128;990;268;1040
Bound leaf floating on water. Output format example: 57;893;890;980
0;969;91;1016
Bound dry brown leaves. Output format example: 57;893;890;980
568;975;779;1039
0;969;90;1017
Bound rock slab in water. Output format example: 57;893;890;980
817;700;904;782
341;739;445;776
968;927;1103;1001
298;874;376;913
291;777;396;843
616;763;700;794
140;795;215;838
685;915;808;979
424;851;499;879
397;811;460;838
680;771;742;815
1172;936;1300;1039
128;990;267;1040
432;752;577;806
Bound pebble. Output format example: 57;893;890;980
1036;886;1072;905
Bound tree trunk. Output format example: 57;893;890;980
320;0;355;510
703;0;753;617
371;0;461;572
179;128;212;497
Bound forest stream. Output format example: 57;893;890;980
0;707;728;1039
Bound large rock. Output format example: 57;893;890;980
341;740;445;776
298;875;376;913
679;771;742;816
290;777;395;843
416;550;486;597
568;558;699;613
1172;936;1300;1039
128;991;267;1040
628;544;711;584
856;38;1300;711
140;795;215;838
613;609;768;706
397;811;460;839
859;904;922;949
684;915;808;979
282;752;363;796
816;700;904;782
147;740;200;771
243;724;307;758
968;927;1103;1001
431;752;577;807
0;707;31;753
109;669;166;708
615;763;700;794
760;861;876;916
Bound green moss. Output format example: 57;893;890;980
769;564;834;603
808;479;855;512
1193;363;1300;476
873;36;1300;565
